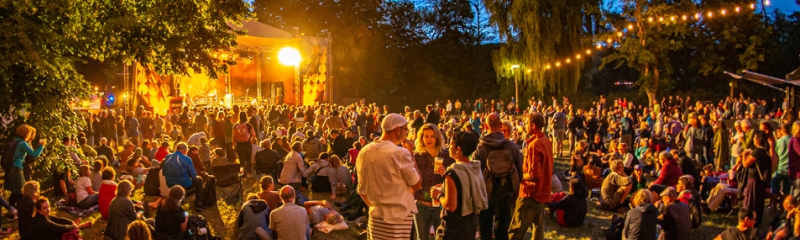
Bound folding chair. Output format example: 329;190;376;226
212;163;244;205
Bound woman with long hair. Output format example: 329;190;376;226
737;132;772;225
211;111;226;148
327;155;352;199
6;124;45;209
713;120;730;171
30;197;89;239
154;186;188;238
683;114;706;165
17;181;39;238
430;131;486;239
105;180;142;240
125;220;153;240
412;123;453;240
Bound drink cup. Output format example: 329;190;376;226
434;157;444;172
432;186;442;207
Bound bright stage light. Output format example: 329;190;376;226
278;47;301;66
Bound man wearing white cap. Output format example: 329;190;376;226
356;113;421;239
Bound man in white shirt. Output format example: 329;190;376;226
356;113;421;239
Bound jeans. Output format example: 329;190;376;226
77;194;99;209
479;198;512;240
190;176;206;207
236;142;253;174
0;196;13;226
413;202;441;240
509;198;545;240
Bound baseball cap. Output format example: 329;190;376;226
660;187;677;198
381;113;408;131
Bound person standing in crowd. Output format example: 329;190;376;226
472;113;522;240
509;112;553;240
774;123;792;211
567;109;585;156
789;121;800;197
551;106;567;157
738;132;772;225
412;123;453;240
713;120;730;171
623;189;658;240
233;111;257;177
7;124;44;208
425;105;441;125
356;113;421;239
430;130;486;239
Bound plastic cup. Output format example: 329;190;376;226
434;157;444;172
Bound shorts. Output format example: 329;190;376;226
771;173;791;195
555;129;566;142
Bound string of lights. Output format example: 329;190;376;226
537;1;769;71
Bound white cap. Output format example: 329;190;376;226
381;113;408;131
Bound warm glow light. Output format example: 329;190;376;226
596;44;602;49
682;15;688;20
735;6;741;12
695;13;701;19
511;64;520;69
526;69;532;73
648;17;654;22
576;54;581;59
670;16;676;21
123;93;127;99
566;58;571;63
750;3;755;9
765;0;770;6
586;49;591;54
606;38;612;43
94;87;98;91
278;47;301;66
545;65;551;69
555;62;561;67
658;17;664;22
721;9;726;15
616;32;623;37
627;24;633;30
220;53;228;59
707;12;713;18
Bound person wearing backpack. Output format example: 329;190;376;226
233;112;257;177
4;124;45;209
471;113;522;240
676;175;702;229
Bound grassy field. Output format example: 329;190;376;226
0;150;771;240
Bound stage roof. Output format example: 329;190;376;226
227;21;295;52
724;70;800;92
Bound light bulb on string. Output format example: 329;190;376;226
735;6;740;12
606;38;613;44
695;13;701;19
566;58;571;64
707;11;713;18
658;17;664;22
627;24;633;30
648;17;654;22
545;65;551;69
721;9;726;15
576;54;581;59
765;0;770;6
670;16;676;21
586;49;591;54
682;15;688;20
617;32;623;37
750;3;755;9
596;44;602;49
555;62;561;67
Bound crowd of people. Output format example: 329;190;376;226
0;92;797;240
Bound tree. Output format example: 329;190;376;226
0;0;249;185
483;0;602;98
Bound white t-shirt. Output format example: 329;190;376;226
356;140;420;223
75;177;92;203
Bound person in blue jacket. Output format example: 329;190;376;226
6;124;44;209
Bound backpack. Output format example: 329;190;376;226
186;215;213;240
605;214;625;240
233;123;251;143
483;140;519;201
1;138;21;172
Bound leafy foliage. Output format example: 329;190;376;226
0;0;250;184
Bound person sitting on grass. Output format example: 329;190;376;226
31;197;91;239
90;160;105;192
105;180;146;240
258;176;281;213
715;207;759;240
125;220;153;240
623;189;658;240
98;167;118;219
237;193;274;240
547;178;588;227
601;160;632;211
75;165;99;209
766;196;799;240
154;186;189;239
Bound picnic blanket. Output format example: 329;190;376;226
55;200;99;217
